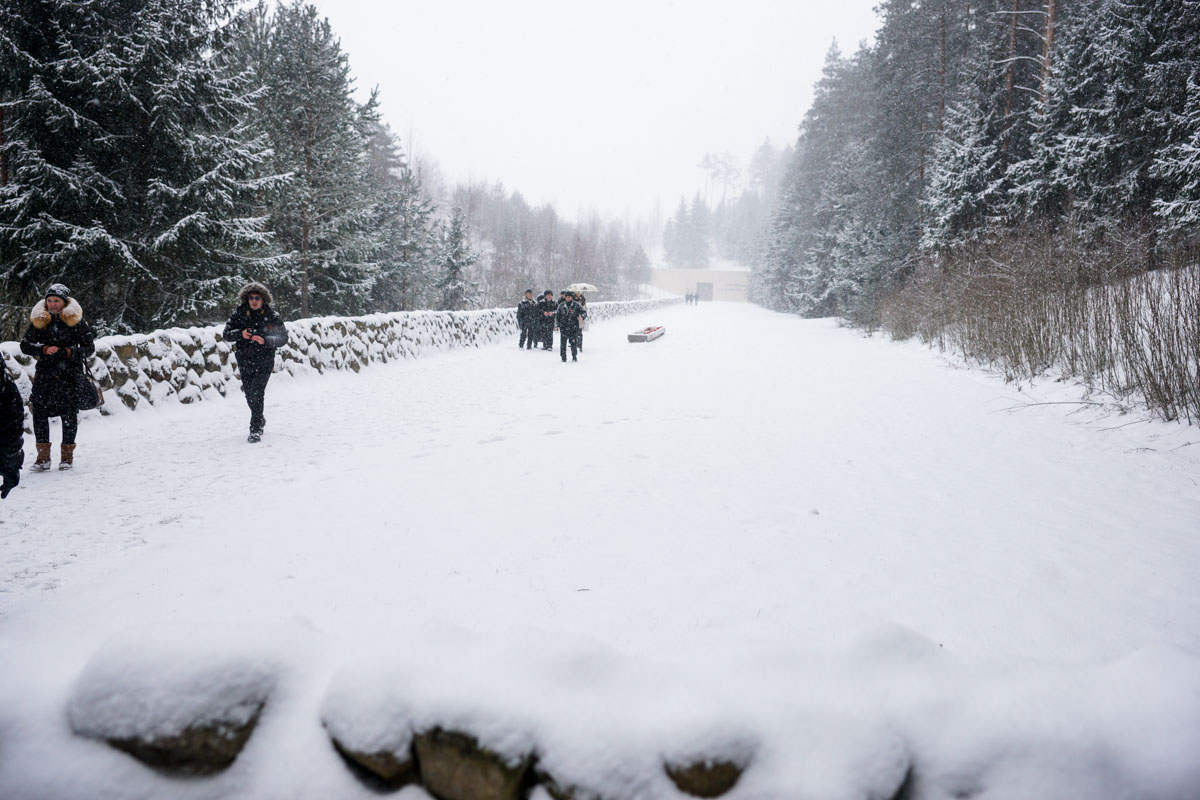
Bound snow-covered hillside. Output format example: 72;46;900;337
1;303;1198;799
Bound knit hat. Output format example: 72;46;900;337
45;283;71;301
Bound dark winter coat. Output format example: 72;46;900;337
555;299;587;332
19;298;96;416
535;298;558;327
223;283;288;373
0;365;24;489
517;298;537;327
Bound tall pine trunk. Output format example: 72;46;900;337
1004;0;1019;120
0;105;6;186
1040;0;1056;105
301;103;314;318
939;4;947;133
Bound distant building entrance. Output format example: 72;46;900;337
648;268;748;302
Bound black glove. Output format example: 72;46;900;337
1;448;23;499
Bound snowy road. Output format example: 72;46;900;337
2;302;1199;799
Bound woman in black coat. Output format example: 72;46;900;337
0;358;24;497
223;282;288;443
19;284;95;471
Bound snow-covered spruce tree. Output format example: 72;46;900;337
359;109;439;312
923;86;1008;251
236;0;379;318
1147;0;1200;237
662;197;687;267
435;207;479;311
623;244;653;293
687;193;713;267
756;43;881;317
0;0;279;335
1152;74;1200;233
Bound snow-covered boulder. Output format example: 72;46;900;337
413;727;535;800
321;664;418;788
663;758;747;798
65;626;279;774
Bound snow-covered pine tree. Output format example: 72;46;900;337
1146;0;1200;236
662;197;688;267
923;85;1008;251
359;108;438;312
623;244;653;293
1152;73;1200;233
0;0;278;334
435;207;479;311
687;193;713;268
239;0;379;318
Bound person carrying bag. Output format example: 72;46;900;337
19;283;96;471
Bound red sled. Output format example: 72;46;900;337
628;325;666;342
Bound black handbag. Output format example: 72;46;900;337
77;368;103;411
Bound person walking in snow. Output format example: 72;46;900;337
517;289;537;349
19;284;96;472
535;290;557;351
0;358;24;498
575;293;588;352
556;290;587;362
223;282;288;443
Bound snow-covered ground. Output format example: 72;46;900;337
1;302;1198;799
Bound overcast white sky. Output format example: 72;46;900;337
306;0;881;222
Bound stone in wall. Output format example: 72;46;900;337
330;736;419;790
66;631;277;776
413;728;533;800
663;757;747;798
104;708;264;775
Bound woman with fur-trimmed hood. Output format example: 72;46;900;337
223;282;288;443
19;283;96;471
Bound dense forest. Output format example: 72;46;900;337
0;0;651;338
751;0;1200;420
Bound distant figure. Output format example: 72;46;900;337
536;290;557;350
19;283;95;471
0;357;23;498
517;289;537;349
223;282;289;443
556;290;587;362
576;293;587;352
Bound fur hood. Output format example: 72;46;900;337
238;282;273;306
30;298;83;329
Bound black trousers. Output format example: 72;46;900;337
32;406;78;445
540;324;554;349
519;322;534;348
560;327;580;360
240;366;272;432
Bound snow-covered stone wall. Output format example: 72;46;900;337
0;297;681;415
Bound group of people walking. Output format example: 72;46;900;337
517;289;589;362
0;280;289;499
684;292;702;305
2;278;605;499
